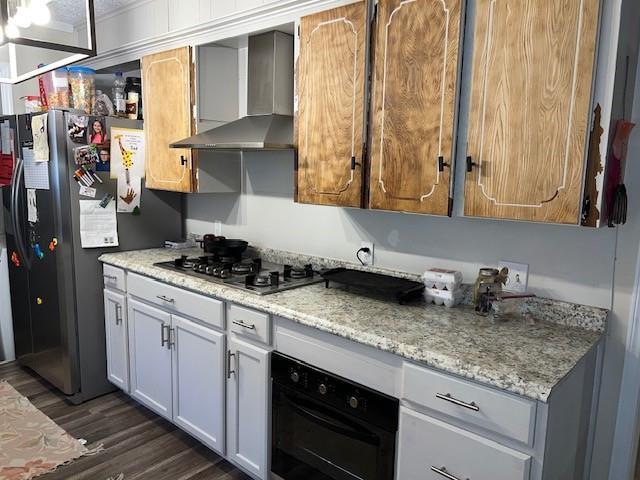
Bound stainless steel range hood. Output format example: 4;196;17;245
171;31;294;150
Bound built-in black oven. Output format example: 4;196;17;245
271;352;398;480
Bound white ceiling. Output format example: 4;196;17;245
48;0;137;27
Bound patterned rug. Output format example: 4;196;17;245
0;381;93;480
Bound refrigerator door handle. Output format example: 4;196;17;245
11;158;31;270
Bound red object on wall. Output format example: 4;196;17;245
0;152;13;187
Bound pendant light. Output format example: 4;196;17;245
0;0;96;84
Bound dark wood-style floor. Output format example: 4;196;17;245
0;361;250;480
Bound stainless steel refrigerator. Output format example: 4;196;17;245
2;110;182;403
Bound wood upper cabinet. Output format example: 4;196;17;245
296;2;367;207
369;0;463;215
464;0;600;223
142;47;195;193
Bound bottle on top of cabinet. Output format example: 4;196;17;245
125;77;142;120
113;72;126;116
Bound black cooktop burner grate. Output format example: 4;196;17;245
321;268;425;304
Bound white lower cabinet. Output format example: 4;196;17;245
103;289;129;392
127;298;173;420
397;406;531;480
172;314;226;454
227;336;271;480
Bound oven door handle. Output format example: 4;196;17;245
282;393;379;445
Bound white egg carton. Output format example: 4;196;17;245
424;287;462;308
422;268;463;292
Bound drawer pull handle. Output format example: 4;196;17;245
431;466;468;480
436;393;479;412
104;274;117;281
156;295;175;303
232;320;256;330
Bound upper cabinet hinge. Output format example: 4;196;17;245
297;24;300;37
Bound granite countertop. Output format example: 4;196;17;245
100;248;608;402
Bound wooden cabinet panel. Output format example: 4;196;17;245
464;0;600;223
296;2;366;207
142;47;194;192
369;0;462;215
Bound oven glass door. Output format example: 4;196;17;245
272;384;395;480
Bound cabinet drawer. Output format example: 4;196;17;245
128;273;224;329
103;265;126;292
397;407;531;480
402;362;536;445
228;303;270;345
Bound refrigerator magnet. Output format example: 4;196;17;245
33;243;44;260
10;251;20;267
99;193;114;208
48;238;58;251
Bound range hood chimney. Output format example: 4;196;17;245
171;31;294;150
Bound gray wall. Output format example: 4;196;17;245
187;156;619;307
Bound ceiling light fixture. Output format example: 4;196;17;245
29;0;51;26
0;0;96;84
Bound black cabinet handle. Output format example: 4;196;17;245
351;156;357;170
438;156;450;172
466;156;477;173
180;155;187;166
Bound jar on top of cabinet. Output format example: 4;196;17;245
68;66;95;114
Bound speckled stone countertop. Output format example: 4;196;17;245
100;248;608;402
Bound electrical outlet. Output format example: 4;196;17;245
358;242;374;266
498;260;529;293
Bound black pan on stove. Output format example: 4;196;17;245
205;238;249;257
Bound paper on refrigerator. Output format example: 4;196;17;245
1;120;12;155
117;174;141;213
22;148;49;190
31;114;49;162
110;127;145;179
79;200;119;248
26;189;37;223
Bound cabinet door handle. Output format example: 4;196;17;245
438;156;450;172
156;295;175;303
104;274;117;281
227;350;236;379
466;155;477;173
168;327;175;350
161;323;168;347
115;303;122;325
232;320;256;330
431;466;467;480
180;155;187;166
436;392;479;412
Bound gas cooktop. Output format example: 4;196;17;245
154;254;323;295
